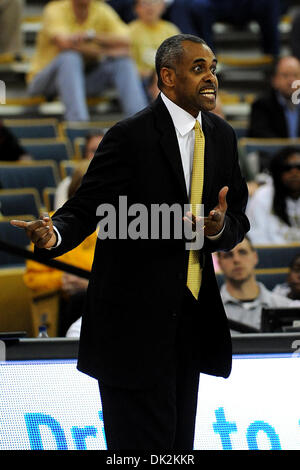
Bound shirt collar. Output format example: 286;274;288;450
276;90;298;112
161;92;202;137
220;282;270;308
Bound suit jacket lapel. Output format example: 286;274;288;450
201;112;216;215
151;95;189;203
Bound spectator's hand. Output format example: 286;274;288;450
184;186;228;237
10;213;57;249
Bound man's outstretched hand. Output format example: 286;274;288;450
10;213;57;249
184;186;229;237
204;186;228;236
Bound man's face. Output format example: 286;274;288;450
280;153;300;193
218;239;258;284
288;257;300;299
272;57;300;100
135;0;165;23
170;41;218;116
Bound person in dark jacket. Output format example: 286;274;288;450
248;56;300;138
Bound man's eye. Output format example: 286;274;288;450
194;65;202;72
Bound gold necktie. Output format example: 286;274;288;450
186;120;205;300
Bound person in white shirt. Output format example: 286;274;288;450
247;146;300;244
217;236;300;332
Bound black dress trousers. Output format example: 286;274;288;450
98;288;201;450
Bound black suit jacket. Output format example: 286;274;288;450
248;88;300;138
36;95;249;389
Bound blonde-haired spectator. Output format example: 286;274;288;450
129;0;179;101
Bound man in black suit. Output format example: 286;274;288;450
248;56;300;138
11;34;249;450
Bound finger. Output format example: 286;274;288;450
35;230;53;248
208;210;222;222
10;220;29;228
26;219;50;233
183;216;193;226
31;226;52;243
41;213;53;229
218;186;229;210
41;212;51;222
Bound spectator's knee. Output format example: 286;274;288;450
57;50;84;69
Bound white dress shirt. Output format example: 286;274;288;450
161;92;224;240
161;93;202;198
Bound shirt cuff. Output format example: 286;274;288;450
46;226;62;250
206;222;226;241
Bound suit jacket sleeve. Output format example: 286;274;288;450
35;122;132;260
204;122;250;253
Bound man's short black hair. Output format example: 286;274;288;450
155;34;208;90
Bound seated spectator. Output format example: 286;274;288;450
23;160;96;336
217;236;300;332
0;0;23;58
128;0;180;101
273;253;300;301
54;130;104;209
27;0;148;122
108;0;281;57
248;55;300;138
246;146;300;244
0;121;31;161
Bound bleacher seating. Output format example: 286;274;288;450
73;137;86;159
21;138;73;164
238;138;300;162
0;188;41;218
254;244;300;270
59;121;112;149
59;160;77;179
0;216;31;267
3;118;60;139
0;160;59;200
43;187;56;213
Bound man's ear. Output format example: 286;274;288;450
160;67;176;89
